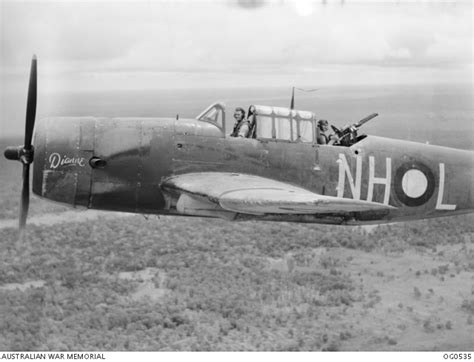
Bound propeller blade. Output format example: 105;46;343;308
24;55;37;150
3;55;37;240
19;163;30;234
19;55;37;238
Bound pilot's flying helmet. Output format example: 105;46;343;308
234;107;246;118
318;119;329;128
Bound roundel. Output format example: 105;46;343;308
394;162;435;207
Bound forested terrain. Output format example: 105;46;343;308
1;212;473;350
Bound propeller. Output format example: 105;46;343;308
3;55;37;239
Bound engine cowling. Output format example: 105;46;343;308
33;117;94;207
32;116;172;213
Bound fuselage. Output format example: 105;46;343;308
32;116;474;225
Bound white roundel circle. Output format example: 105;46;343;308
401;169;428;198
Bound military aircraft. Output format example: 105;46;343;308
4;56;474;236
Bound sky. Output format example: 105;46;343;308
0;0;472;94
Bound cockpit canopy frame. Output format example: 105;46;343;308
251;105;317;143
196;102;226;135
197;102;323;144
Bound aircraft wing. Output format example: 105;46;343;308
161;172;395;216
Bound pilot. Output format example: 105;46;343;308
317;119;338;145
230;107;247;137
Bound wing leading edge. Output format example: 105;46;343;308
161;172;395;217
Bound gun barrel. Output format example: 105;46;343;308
357;113;378;127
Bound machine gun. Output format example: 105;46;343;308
331;113;378;146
